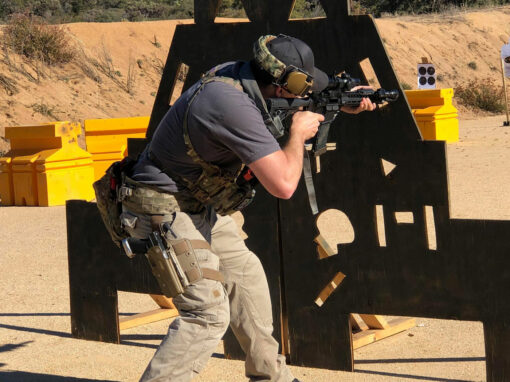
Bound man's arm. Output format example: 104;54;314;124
249;95;376;199
248;111;324;199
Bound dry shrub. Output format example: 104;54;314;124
74;47;102;83
125;56;137;95
30;101;60;119
89;41;137;94
0;73;19;95
3;13;76;65
454;78;505;113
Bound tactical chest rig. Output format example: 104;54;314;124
150;63;276;216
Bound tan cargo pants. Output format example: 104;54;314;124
121;202;294;382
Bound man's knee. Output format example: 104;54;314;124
209;289;230;334
175;277;229;317
177;281;230;344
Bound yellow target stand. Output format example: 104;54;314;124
405;89;459;143
84;116;149;181
0;122;95;206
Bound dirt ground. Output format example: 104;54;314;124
2;114;509;382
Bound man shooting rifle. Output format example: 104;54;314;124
95;33;376;382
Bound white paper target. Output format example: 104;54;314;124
502;42;510;78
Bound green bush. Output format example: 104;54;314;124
218;0;245;17
291;0;325;18
125;2;173;21
358;0;510;16
167;0;194;19
455;78;505;113
4;13;76;64
30;101;59;118
1;0;65;21
79;8;125;22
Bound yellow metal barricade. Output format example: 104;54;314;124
405;89;459;143
84;116;149;181
0;121;95;206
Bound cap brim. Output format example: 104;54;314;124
312;67;329;92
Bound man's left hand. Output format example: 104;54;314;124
340;85;377;114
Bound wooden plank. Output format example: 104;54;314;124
359;314;389;330
315;272;346;307
352;331;376;349
70;290;119;343
374;317;415;341
350;314;369;331
67;200;121;343
314;234;335;259
275;11;426;370
353;317;415;350
119;308;179;331
150;294;175;309
280;307;290;357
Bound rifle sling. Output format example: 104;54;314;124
303;150;319;215
240;63;285;138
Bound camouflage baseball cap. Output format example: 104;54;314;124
253;34;329;92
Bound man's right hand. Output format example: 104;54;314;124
289;111;325;142
247;111;324;200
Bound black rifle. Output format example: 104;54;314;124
266;73;399;156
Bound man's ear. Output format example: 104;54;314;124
274;85;284;98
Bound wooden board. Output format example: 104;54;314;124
67;201;121;343
119;308;179;331
150;295;175;309
359;315;389;330
353;317;415;349
67;200;163;343
350;314;369;331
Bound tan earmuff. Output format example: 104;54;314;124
285;70;314;97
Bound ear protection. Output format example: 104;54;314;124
253;35;314;97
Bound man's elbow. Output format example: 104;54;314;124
272;184;296;200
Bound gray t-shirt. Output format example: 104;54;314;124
131;62;281;193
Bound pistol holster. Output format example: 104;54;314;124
145;221;224;298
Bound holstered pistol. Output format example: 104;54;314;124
145;231;189;298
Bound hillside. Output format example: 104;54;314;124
0;6;510;154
